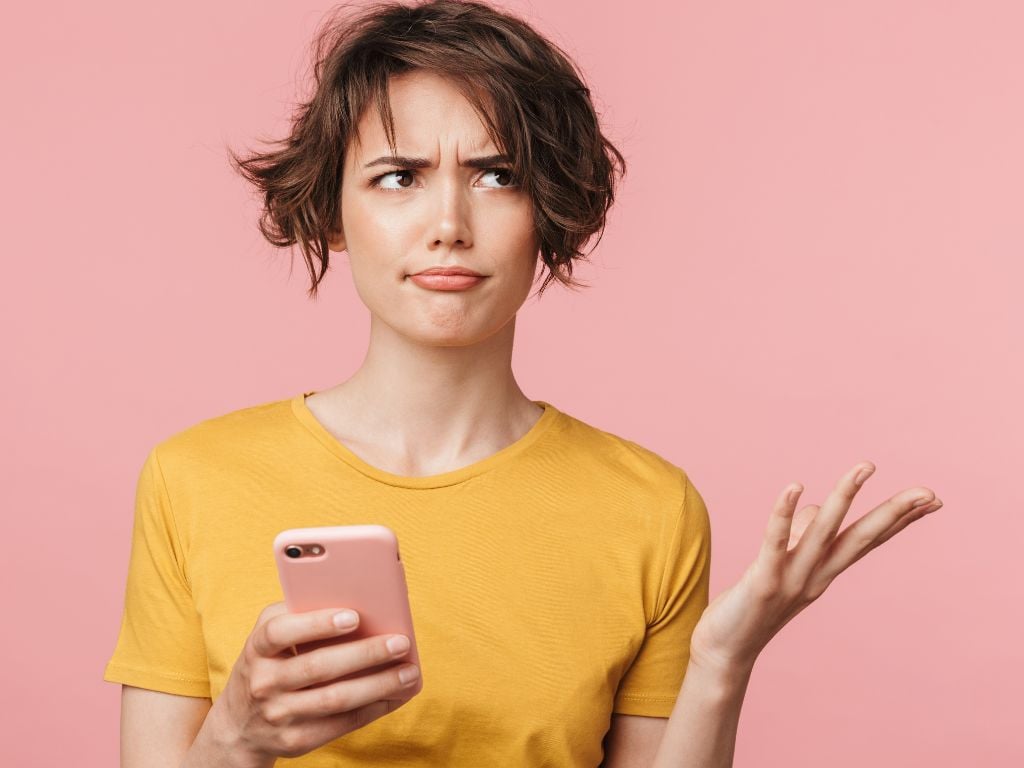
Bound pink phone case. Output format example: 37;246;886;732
273;524;422;698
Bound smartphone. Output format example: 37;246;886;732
273;524;422;697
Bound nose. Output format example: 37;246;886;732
426;176;472;251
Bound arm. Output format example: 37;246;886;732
120;685;263;768
600;660;750;768
647;461;940;767
649;659;752;768
601;715;667;768
120;685;210;768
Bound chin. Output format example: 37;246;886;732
413;326;486;347
402;315;508;347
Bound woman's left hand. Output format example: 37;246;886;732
687;461;943;676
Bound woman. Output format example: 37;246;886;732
103;1;943;766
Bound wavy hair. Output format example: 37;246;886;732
228;0;627;299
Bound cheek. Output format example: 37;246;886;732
494;202;540;260
348;255;406;318
341;191;393;249
346;260;384;312
510;222;542;286
340;202;408;283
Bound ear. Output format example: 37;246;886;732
326;218;347;253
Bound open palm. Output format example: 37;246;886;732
688;462;943;674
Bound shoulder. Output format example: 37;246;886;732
149;393;298;479
546;405;695;510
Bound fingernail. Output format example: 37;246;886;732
854;466;875;485
399;665;420;684
333;610;358;629
387;635;410;655
911;496;934;508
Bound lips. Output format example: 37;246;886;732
412;266;485;277
408;270;487;291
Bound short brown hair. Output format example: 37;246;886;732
228;0;627;300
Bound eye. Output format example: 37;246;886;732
369;170;416;191
368;168;518;191
479;168;518;188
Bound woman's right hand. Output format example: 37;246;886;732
196;601;421;768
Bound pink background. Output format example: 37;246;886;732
2;0;1021;765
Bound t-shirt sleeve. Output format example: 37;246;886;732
612;471;712;716
103;446;211;697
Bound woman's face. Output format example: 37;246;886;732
328;70;540;346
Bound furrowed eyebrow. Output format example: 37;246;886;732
362;153;512;170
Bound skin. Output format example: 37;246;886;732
688;461;942;674
645;464;943;768
310;68;544;478
308;69;946;765
176;70;554;768
172;69;945;768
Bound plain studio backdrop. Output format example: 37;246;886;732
1;1;1021;765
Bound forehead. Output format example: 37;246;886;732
348;70;499;161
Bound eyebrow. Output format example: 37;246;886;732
362;153;512;170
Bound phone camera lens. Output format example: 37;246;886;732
285;545;302;559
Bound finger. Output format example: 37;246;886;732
857;498;942;553
293;695;412;748
250;607;361;659
277;634;413;691
280;659;421;720
260;696;413;757
251;602;294;658
757;483;803;573
816;488;940;579
789;461;874;583
254;601;289;626
350;698;402;729
788;504;821;550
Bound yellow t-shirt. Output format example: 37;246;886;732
104;391;712;766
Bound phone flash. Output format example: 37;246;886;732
310;545;323;555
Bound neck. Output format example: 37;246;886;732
316;312;541;471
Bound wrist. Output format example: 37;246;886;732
687;648;757;689
184;701;273;768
